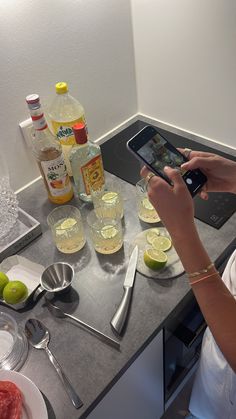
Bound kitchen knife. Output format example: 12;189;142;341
110;245;139;335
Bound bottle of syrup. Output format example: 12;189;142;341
26;94;74;204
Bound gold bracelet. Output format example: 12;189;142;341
190;271;219;285
188;262;215;278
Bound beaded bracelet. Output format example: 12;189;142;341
188;262;215;278
190;271;219;285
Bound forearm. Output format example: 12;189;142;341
172;228;236;372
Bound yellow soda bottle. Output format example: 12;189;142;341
49;82;87;176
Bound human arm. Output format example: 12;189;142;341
141;164;236;372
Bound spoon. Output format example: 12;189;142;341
45;299;120;350
25;318;83;409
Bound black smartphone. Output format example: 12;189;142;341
127;125;207;197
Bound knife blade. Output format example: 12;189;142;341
110;245;139;335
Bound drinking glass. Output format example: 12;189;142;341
47;205;86;254
0;312;18;364
136;178;160;223
0;311;28;371
91;178;124;220
87;208;123;254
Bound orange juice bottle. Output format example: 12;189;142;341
26;94;74;204
49;82;87;176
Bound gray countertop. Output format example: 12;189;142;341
1;169;236;419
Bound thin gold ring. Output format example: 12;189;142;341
183;148;192;159
145;172;156;186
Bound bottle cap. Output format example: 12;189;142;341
55;82;68;94
73;123;88;144
26;94;41;110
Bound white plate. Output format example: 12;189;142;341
130;227;184;279
0;370;48;419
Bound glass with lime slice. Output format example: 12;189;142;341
136;178;160;223
87;208;123;254
47;205;86;253
91;179;124;219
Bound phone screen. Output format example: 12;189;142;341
127;126;207;197
138;131;185;181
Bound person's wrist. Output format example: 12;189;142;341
166;221;197;244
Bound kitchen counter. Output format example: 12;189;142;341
1;125;236;418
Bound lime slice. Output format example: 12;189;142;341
141;198;154;210
152;236;172;252
60;218;77;229
3;280;28;305
102;192;118;204
0;272;9;298
146;228;160;244
144;248;168;270
101;225;118;239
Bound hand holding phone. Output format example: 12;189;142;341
127;126;207;197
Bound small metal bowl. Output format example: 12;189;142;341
41;262;74;293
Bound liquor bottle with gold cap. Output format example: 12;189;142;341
26;94;74;204
70;123;105;202
49;82;87;176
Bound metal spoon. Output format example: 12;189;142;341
25;318;83;409
45;299;120;350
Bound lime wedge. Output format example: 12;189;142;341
102;192;118;204
146;228;160;244
141;198;154;210
152;236;172;252
144;248;168;270
101;225;118;239
60;218;77;229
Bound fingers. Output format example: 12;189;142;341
181;155;214;171
140;165;149;178
163;166;186;189
178;148;215;160
200;190;209;200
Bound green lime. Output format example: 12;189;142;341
144;248;168;270
101;225;118;239
60;218;77;229
0;272;9;298
152;236;172;252
146;228;160;244
141;198;154;210
3;281;28;305
102;192;118;204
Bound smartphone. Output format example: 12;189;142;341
127;125;207;197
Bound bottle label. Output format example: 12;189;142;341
41;155;72;197
81;155;105;195
51;116;87;145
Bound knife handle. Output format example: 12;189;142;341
110;286;133;335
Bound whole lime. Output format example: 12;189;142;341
0;272;9;298
3;281;28;305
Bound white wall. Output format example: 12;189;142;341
131;0;236;148
0;0;137;190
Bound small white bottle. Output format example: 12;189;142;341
70;123;105;202
49;82;87;176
